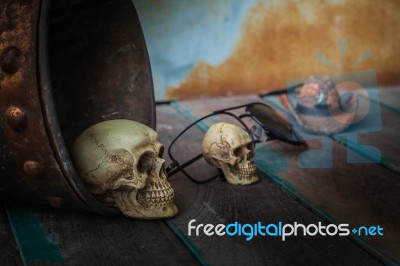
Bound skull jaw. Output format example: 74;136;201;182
118;199;178;220
220;163;259;185
113;186;178;220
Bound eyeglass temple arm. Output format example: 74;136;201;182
258;83;303;97
166;112;219;177
212;103;253;113
166;153;203;176
178;165;220;184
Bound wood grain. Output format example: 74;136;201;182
259;94;400;264
5;203;197;266
375;87;400;112
0;205;21;265
159;102;381;265
4;95;397;265
257;139;400;264
334;107;400;173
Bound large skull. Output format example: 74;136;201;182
202;122;258;185
71;119;178;219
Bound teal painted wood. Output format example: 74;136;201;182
5;98;397;265
262;94;400;263
371;87;400;113
253;143;400;265
0;205;22;265
157;105;211;266
165;220;209;266
5;204;199;266
5;204;64;265
174;96;384;264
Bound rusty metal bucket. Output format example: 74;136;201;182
0;0;155;214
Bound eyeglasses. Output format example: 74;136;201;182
165;102;303;184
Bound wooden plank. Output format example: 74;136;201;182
0;205;21;265
258;94;400;264
334;88;400;173
375;86;400;112
334;107;400;173
5;202;197;266
156;104;210;265
163;98;381;265
257;139;400;263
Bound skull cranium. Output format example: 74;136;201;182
202;122;258;185
72;119;178;219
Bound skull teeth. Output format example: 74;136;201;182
136;180;175;208
235;163;257;180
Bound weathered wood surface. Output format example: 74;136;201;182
258;139;400;263
0;205;21;266
334;106;400;173
331;96;399;174
205;94;400;264
2;96;398;265
375;86;400;112
160;102;381;265
5;202;196;266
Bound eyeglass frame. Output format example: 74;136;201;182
166;102;301;184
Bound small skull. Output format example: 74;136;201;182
202;122;258;185
71;119;178;219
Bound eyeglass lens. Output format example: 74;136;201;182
246;103;300;143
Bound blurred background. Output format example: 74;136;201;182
132;0;400;101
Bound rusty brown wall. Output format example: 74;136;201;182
160;0;400;99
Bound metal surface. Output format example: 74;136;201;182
0;0;155;213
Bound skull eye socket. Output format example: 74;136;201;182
247;143;255;160
233;147;243;157
137;151;155;173
247;143;254;151
158;146;164;157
